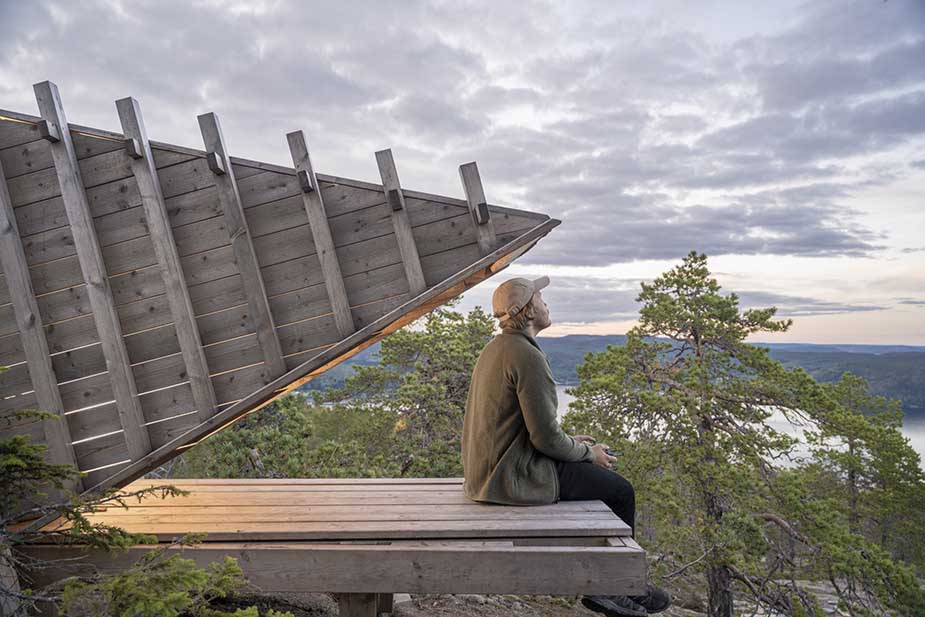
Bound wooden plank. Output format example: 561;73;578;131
197;113;286;378
0;116;40;148
34;517;627;541
126;478;465;486
93;503;612;518
33;81;151;459
78;490;527;505
0;331;24;367
72;430;130;472
0;159;81;486
0;132;121;179
23;540;645;595
287;131;354;338
118;97;217;424
459;162;497;255
375;149;426;296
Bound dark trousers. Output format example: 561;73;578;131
556;461;636;537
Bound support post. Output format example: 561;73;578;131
459;162;497;255
0;158;81;490
33;80;151;460
375;149;426;296
197;112;286;378
338;593;378;617
117;98;218;423
376;592;394;615
286;131;355;339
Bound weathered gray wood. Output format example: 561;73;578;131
375;149;426;296
197;112;286;378
23;538;645;595
459;162;497;255
75;219;558;496
118;97;217;424
33;81;151;460
0;158;81;488
287;131;354;338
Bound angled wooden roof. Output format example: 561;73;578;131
0;81;559;496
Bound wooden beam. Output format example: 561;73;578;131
116;97;218;423
286;131;354;339
22;536;645;595
0;159;83;492
0;158;81;490
374;149;426;296
459;162;497;255
197;112;286;378
33;80;151;459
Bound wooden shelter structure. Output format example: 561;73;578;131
0;81;557;493
1;82;645;615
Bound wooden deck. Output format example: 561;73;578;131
23;478;646;608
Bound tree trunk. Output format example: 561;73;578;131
706;563;734;617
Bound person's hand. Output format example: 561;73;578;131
574;435;596;444
590;443;617;470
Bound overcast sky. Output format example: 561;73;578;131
1;0;923;344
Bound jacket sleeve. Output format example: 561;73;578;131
513;347;595;463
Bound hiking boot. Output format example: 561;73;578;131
629;584;672;613
581;594;647;617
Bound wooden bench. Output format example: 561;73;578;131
23;478;645;616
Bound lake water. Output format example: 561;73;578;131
555;385;925;468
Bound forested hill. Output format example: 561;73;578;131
306;335;925;418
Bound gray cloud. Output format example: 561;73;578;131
0;0;922;269
735;291;886;317
898;299;925;306
458;276;887;325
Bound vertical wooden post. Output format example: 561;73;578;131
0;159;81;489
197;112;286;378
33;80;151;459
376;592;394;615
286;131;355;338
338;593;378;617
459;162;497;255
375;149;426;296
117;98;218;423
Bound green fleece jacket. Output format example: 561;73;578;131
462;328;595;505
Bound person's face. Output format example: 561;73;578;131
531;290;552;331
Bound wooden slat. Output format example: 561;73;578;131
33;80;151;459
39;517;627;541
76;491;549;507
287;131;354;338
130;477;466;487
90;506;615;523
0;116;40;148
197;113;286;378
0;159;81;487
118;97;217;424
375;149;426;296
459;161;497;255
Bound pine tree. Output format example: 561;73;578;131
563;252;925;616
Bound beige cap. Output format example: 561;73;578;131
492;276;550;321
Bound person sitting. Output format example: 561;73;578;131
461;276;671;617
